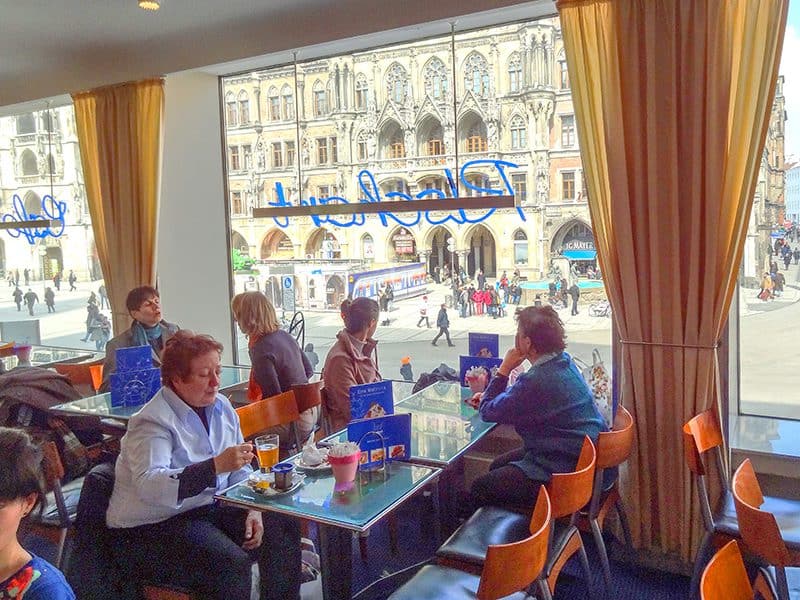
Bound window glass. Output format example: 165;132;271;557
0;104;110;350
221;18;609;382
561;114;575;147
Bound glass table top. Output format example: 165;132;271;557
324;381;495;467
49;365;251;421
1;345;99;371
216;461;440;532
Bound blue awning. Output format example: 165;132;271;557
562;249;597;261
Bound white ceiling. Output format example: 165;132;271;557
0;0;555;111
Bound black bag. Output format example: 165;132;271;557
412;363;459;393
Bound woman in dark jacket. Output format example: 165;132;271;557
231;292;316;448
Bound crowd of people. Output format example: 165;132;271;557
758;238;798;302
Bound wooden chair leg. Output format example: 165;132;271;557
590;517;612;594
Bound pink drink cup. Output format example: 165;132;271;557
328;451;361;484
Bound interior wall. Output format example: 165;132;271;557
157;71;234;362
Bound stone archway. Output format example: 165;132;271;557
426;226;456;279
387;226;417;262
260;229;294;259
306;228;340;259
465;223;496;278
326;275;346;308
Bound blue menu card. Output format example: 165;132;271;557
347;413;412;468
459;355;503;388
349;380;394;421
468;332;499;358
110;345;161;407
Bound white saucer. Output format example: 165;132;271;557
247;471;305;496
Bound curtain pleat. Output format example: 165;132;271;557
557;0;787;560
72;79;164;334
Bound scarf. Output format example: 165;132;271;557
247;334;264;403
131;320;164;354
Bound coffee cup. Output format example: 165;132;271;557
272;462;295;491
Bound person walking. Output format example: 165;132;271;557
53;271;61;291
88;291;98;306
89;313;111;351
6;272;13;287
82;303;100;341
12;286;23;311
23;268;30;286
68;270;77;291
400;356;414;381
98;284;110;309
23;288;38;316
476;269;485;291
794;249;800;266
568;282;581;316
13;268;19;287
417;295;431;328
432;304;455;347
44;287;56;313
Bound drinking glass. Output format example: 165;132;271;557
255;434;280;473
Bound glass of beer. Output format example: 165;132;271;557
255;434;279;473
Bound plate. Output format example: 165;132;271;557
247;471;305;496
294;457;332;473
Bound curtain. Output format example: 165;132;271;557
72;79;165;334
557;0;787;560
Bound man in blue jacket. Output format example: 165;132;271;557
470;305;607;509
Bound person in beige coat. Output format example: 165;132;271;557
322;297;381;432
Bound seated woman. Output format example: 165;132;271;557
470;305;607;509
231;292;317;449
106;331;300;600
100;285;180;392
322;297;381;432
0;427;75;599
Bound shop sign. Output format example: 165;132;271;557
392;228;416;254
563;239;595;251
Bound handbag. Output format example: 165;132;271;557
577;349;613;427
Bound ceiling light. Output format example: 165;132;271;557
139;0;160;10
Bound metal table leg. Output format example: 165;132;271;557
319;524;352;600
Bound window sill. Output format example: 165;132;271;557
730;413;800;478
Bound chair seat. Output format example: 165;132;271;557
435;506;530;566
764;566;800;598
715;490;800;550
33;476;84;527
387;564;528;600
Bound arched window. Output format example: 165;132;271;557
361;234;375;260
385;63;408;104
464;53;490;97
355;75;368;110
237;90;250;124
282;85;294;120
513;229;529;264
24;192;41;215
313;80;328;117
510;115;527;149
268;86;280;121
20;150;38;176
424;58;449;100
16;114;35;135
389;133;405;159
508;53;522;93
356;131;368;161
466;125;487;153
225;92;238;126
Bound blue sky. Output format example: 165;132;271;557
781;2;800;158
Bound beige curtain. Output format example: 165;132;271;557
557;0;787;561
72;79;165;333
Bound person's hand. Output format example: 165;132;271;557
213;443;254;474
242;510;263;550
465;392;482;409
499;347;526;376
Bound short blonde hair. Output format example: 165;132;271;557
231;292;280;338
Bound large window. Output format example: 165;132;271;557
561;115;575;147
221;18;610;379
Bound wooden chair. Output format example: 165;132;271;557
577;405;635;593
684;409;800;597
54;358;105;396
236;390;302;451
701;540;776;600
436;436;597;597
389;487;553;600
291;380;323;445
732;459;800;600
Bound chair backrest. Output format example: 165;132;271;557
236;390;299;439
732;459;791;566
700;540;754;600
54;358;106;395
597;405;634;469
682;409;723;477
478;487;552;600
546;436;596;519
291;380;323;414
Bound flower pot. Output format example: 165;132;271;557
328;451;361;485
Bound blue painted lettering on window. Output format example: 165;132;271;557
1;194;67;244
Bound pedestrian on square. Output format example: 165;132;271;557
68;270;77;291
378;285;390;326
467;284;476;316
6;272;13;287
88;291;98;306
560;277;569;309
794;249;800;265
759;272;773;301
53;272;61;291
14;269;19;287
44;287;56;313
90;314;111;351
417;295;431;328
568;283;581;316
775;271;786;296
400;356;414;382
477;269;485;291
23;289;38;316
784;252;792;270
432;304;455;347
98;284;109;309
12;287;23;311
23;268;30;286
458;287;468;318
82;304;100;341
472;287;485;316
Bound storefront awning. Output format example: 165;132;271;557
562;249;597;261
